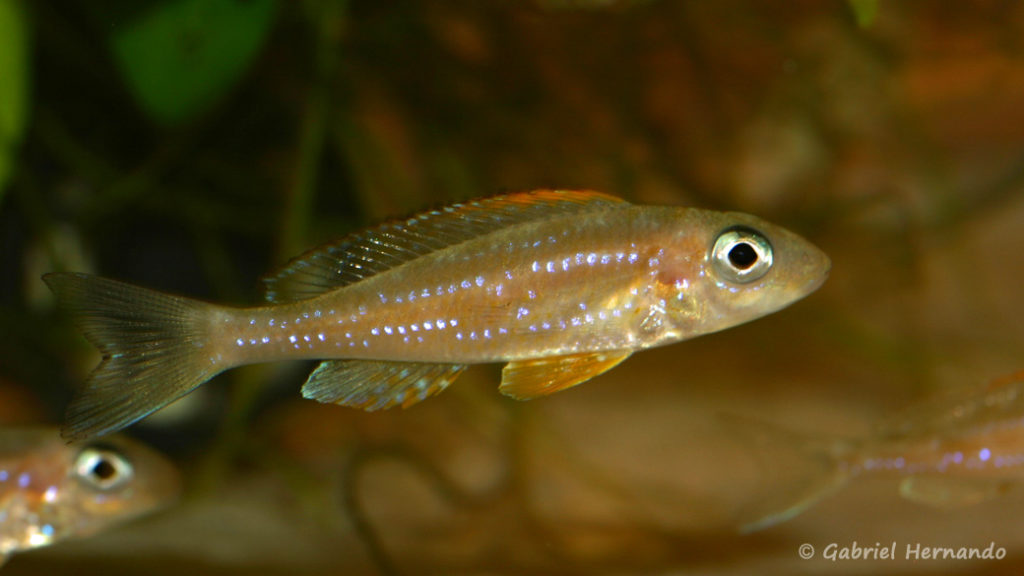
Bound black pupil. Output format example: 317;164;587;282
91;458;118;481
728;243;758;269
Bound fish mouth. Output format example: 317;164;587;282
797;245;831;296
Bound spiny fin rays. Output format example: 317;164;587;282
262;190;627;303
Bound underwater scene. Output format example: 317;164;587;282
2;1;1024;574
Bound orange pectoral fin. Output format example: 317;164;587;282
499;350;633;400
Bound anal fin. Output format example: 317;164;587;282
302;360;466;410
899;475;1013;508
499;350;632;400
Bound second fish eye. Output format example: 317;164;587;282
712;227;773;283
74;445;134;491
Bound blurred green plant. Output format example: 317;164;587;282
106;0;278;126
0;0;28;207
848;0;879;28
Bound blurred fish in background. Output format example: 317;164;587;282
734;371;1024;532
0;428;180;568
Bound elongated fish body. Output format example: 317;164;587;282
0;428;180;566
223;205;826;365
738;371;1024;532
45;190;830;440
856;371;1024;478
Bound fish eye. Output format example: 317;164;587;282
74;445;134;491
711;227;773;283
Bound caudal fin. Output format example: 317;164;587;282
43;273;223;441
723;414;855;532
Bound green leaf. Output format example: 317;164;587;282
847;0;879;29
0;0;28;205
108;0;277;126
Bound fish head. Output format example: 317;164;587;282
58;435;182;538
659;209;830;336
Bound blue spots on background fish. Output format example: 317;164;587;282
992;453;1024;468
0;429;181;561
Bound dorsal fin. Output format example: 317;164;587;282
877;373;1024;440
262;190;627;302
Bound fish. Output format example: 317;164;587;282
0;427;180;566
44;189;830;441
734;370;1024;532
